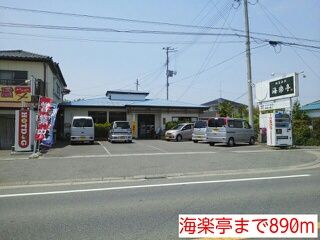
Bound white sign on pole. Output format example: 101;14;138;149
258;98;292;111
255;73;299;102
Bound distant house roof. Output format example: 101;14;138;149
202;98;247;108
61;97;208;109
0;50;67;87
301;100;320;111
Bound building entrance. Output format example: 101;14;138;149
138;114;155;139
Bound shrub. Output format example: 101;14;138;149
292;119;311;145
95;122;112;140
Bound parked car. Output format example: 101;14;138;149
206;117;255;146
108;121;132;143
192;120;208;143
165;123;194;141
70;116;95;144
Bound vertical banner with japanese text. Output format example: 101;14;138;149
14;109;32;151
35;96;53;141
41;103;58;147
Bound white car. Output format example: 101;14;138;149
108;121;132;143
70;116;95;144
165;123;194;142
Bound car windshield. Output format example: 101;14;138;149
73;119;93;127
172;124;184;130
194;120;207;128
115;122;130;129
208;118;225;128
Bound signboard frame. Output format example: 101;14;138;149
255;73;299;103
15;109;34;151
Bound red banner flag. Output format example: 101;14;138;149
35;97;53;141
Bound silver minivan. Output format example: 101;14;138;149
165;123;194;141
192;120;208;143
206;117;255;146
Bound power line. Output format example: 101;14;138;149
0;31;245;45
173;43;269;85
0;21;248;37
258;2;320;79
0;4;319;44
178;3;235;100
1;22;319;50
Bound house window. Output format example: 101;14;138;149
172;117;198;123
55;82;61;98
109;112;126;123
0;70;28;85
88;111;107;124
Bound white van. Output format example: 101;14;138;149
70;116;95;144
206;117;255;147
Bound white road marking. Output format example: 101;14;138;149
98;141;111;156
232;150;275;153
136;142;167;153
0;174;310;198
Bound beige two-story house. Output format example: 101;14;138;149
0;50;68;149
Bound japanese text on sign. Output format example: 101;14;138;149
179;214;318;238
269;76;294;98
35;97;53;141
0;85;31;102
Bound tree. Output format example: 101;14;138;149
292;101;311;145
217;101;234;117
235;105;248;118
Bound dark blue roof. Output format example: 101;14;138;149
302;100;320;111
61;97;208;109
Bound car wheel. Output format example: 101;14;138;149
193;140;198;143
176;135;182;142
90;141;94;145
227;137;235;147
209;142;215;146
249;137;255;145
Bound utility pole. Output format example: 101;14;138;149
135;78;140;91
163;47;176;100
243;0;254;127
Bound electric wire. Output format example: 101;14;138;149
178;3;235;100
258;2;320;79
0;4;319;44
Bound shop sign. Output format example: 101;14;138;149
0;85;31;102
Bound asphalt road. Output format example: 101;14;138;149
0;168;319;240
0;140;318;185
0;141;319;239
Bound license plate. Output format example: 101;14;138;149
212;128;218;132
120;136;125;139
80;136;86;140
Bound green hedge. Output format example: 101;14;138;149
95;122;112;140
165;121;181;130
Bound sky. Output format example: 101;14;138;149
0;0;319;105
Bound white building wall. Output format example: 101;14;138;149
0;60;44;83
